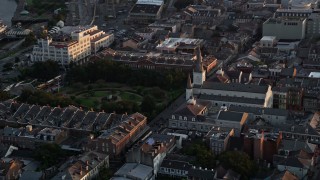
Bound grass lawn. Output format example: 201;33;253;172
94;91;109;97
26;0;33;6
119;91;142;102
77;98;96;108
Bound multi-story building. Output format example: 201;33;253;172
247;0;265;9
85;112;148;156
0;159;23;180
156;38;204;54
52;151;109;180
183;5;222;25
0;125;67;149
205;127;234;155
128;0;164;24
149;21;180;33
31;25;114;66
228;106;289;126
98;48;217;72
168;97;212;132
303;92;320;112
126;134;176;175
274;9;312;18
215;111;248;135
243;130;282;163
273;87;288;109
263;17;307;40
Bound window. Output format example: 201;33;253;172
192;118;196;121
172;115;175;119
184;117;187;120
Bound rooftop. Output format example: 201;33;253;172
201;82;269;94
156;38;203;49
114;163;153;180
217;111;247;122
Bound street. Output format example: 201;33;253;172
149;93;186;133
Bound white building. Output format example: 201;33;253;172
186;47;273;108
260;36;277;47
31;25;114;65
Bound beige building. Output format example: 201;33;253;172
31;25;114;65
263;17;306;40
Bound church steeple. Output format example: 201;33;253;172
187;73;192;89
186;73;193;100
195;46;204;73
192;46;206;86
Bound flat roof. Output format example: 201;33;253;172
217;111;245;122
156;38;203;49
115;163;153;179
261;36;276;41
136;0;164;5
309;72;320;78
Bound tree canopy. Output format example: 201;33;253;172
66;59;187;91
183;140;216;169
174;0;193;10
33;144;76;170
22;60;60;81
0;91;11;101
218;151;256;179
18;89;74;107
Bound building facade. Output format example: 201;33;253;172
31;25;114;65
263;17;306;40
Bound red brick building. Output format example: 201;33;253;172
84;112;147;156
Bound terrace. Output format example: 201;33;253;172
10;104;30;122
66;110;86;129
22;105;41;124
34;106;52;124
79;111;98;131
92;112;112;131
43;107;64;126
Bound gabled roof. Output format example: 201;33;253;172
201;82;269;94
174;99;210;117
280;139;317;154
188;167;215;179
217;111;246;122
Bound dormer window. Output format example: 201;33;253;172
192;118;196;121
179;116;182;120
172;115;175;119
184;117;187;120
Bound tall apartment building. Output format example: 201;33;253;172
306;13;320;38
274;9;312;18
263;17;306;40
31;25;114;66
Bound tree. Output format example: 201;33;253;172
22;32;37;47
97;166;112;180
18;89;74;107
183;140;216;168
33;144;68;169
0;91;11;101
218;151;256;179
174;0;193;10
141;95;156;114
28;60;60;81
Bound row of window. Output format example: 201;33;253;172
172;115;196;121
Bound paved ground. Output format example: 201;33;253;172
149;93;186;133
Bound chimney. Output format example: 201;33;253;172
80;165;83;176
86;161;89;171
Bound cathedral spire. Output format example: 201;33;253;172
195;46;204;73
187;73;192;89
